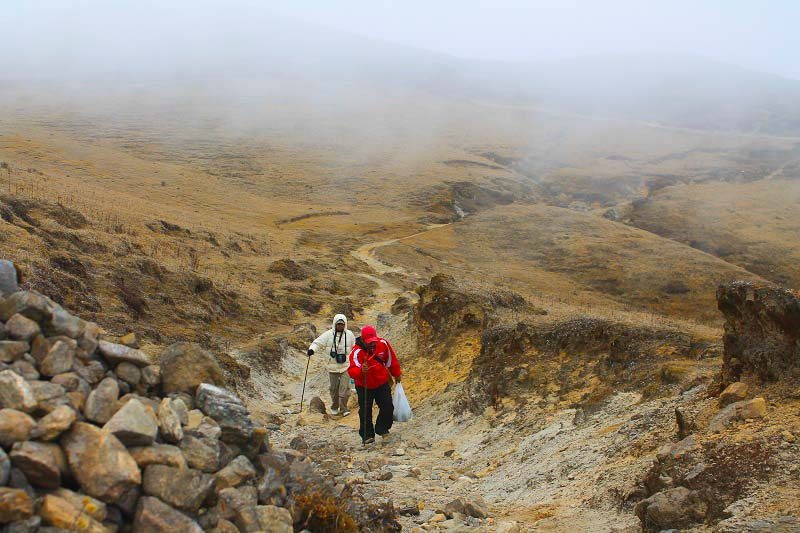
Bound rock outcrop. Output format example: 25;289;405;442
717;281;800;382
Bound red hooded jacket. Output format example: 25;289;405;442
348;326;402;389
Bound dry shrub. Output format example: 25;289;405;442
293;491;357;532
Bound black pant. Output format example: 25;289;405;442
356;382;393;442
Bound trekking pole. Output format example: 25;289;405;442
299;356;311;412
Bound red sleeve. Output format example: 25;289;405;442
347;347;360;380
385;340;402;378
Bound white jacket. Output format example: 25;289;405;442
309;314;356;373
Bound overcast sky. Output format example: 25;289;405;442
3;0;799;80
273;0;800;79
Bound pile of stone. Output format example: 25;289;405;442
0;261;349;532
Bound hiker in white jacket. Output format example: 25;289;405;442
307;314;355;416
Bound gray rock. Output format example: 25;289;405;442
0;291;53;323
142;465;214;513
83;377;119;423
9;441;66;488
0;341;29;363
157;398;183;443
0;448;9;486
3;315;37;344
0;260;19;296
43;307;84;339
635;487;707;530
9;360;38;381
29;380;68;413
115;362;142;385
39;339;76;377
103;398;158;447
0;370;37;412
196;383;254;445
141;365;161;387
50;372;91;395
30;404;76;441
134;496;203;533
180;434;220;473
74;360;106;385
98;340;152;367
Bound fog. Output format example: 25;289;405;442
2;0;800;137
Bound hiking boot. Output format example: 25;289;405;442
330;408;340;416
379;432;400;446
341;409;351;417
363;437;375;447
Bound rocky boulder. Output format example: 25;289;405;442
142;465;214;513
635;486;707;531
0;408;36;447
717;281;800;382
0;260;19;297
61;422;141;503
103;398;158;446
195;383;254;444
0;370;37;413
160;343;224;394
134;496;203;533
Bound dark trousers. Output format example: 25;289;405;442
356;382;393;442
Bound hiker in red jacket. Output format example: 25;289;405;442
348;325;402;445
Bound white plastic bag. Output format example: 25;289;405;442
393;383;413;422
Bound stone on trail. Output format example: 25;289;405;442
0;487;33;523
134;496;203;533
98;340;152;367
0;341;30;363
0;409;36;447
443;496;489;519
195;383;254;445
308;395;326;414
709;397;767;432
129;444;187;470
103;398;158;447
0;260;19;297
38;494;106;533
30;404;76;441
61;422;142;503
719;381;748;407
9;441;67;489
0;370;37;412
142;464;214;513
83;377;119;424
160;342;224;394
